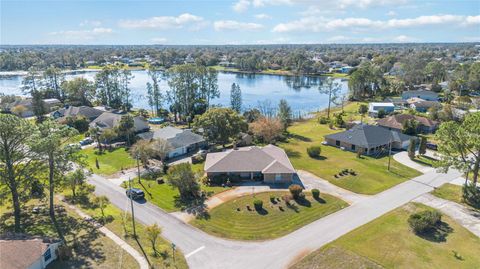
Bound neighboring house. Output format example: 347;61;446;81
51;105;104;121
368;102;395;116
7;98;62;118
410;100;442;112
204;145;296;184
377;114;438;133
89;112;149;133
42;98;62;111
340;66;354;73
236;132;253;147
324;124;415;155
0;235;61;269
384;97;407;108
137;126;206;159
402;90;439;101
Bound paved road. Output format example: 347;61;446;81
89;166;461;269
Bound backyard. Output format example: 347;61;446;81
279;102;421;194
292;203;480;269
191;191;348;240
83;147;137;176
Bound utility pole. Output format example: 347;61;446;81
136;153;141;184
171;243;176;265
387;138;392;171
128;177;137;238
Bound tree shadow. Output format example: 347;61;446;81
255;208;269;215
284;148;301;158
313;196;326;204
288;133;312;142
416;221;453;243
295;197;312;207
175;195;209;218
310;155;327;160
286;202;300;213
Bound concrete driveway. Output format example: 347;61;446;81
89;166;461;269
393;151;434;173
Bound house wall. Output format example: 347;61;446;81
326;137;397;155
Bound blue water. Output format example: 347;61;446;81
0;70;348;115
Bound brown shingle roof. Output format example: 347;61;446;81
205;145;295;174
377;114;438;129
0;235;55;269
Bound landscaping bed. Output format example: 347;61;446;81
191;191;348;240
292;203;480;269
279;103;421;194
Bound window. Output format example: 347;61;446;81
336;140;340;146
44;248;51;262
275;174;282;181
351;145;356;151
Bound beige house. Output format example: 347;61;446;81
204;145;296;184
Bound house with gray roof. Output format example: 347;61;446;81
324;124;415;155
89;112;149;133
137;126;206;159
204;144;296;184
402;90;439;101
52;106;104;121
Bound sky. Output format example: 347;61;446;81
1;0;479;45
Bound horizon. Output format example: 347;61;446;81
1;0;479;45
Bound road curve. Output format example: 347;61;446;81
89;168;460;269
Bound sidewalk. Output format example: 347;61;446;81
61;198;150;269
414;193;480;237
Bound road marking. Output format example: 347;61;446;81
185;246;205;258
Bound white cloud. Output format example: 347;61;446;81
255;13;272;19
326;35;350;42
80;20;102;27
273;14;478;32
233;0;250;12
387;10;396;16
393;35;417;42
233;0;406;12
151;37;167;43
214;20;264;31
48;28;113;42
119;13;206;30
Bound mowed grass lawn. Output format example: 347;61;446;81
191;191;348;240
292;203;480;269
279;104;421;194
126;162;229;212
83;147;136;176
432;183;479;211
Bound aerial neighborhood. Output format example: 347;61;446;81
1;1;480;269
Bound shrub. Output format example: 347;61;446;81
307;146;321;158
318;117;329;124
270;195;276;203
298;193;305;200
311;189;320;199
408;209;442;234
282;194;292;205
253;199;263;210
377;109;386;119
289;184;303;199
462;183;480;209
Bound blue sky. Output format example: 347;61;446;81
1;0;479;45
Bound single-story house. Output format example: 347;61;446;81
384;97;408;108
137;126;206;159
0;235;61;269
89;112;149;133
377;114;438;133
402;90;439;101
51;105;104;121
324;124;415;155
410;100;442;112
6;98;62;118
368;102;395;117
42;98;62;111
205;145;296;184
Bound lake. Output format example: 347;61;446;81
0;70;348;116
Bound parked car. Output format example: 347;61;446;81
426;143;438;150
79;137;93;146
126;188;145;200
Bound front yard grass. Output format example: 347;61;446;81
83;147;136;176
413;155;437;167
279;103;421;194
431;183;479;211
191;191;348;240
292;203;480;269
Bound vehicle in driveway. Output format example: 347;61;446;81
126;188;145;200
79;137;93;146
426;142;438;150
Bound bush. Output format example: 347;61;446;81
270;195;276;203
462;183;480;209
311;189;320;199
408;209;442;234
191;154;205;164
253;199;263;210
377;109;386;119
318;117;329;124
289;184;303;199
307;146;321;158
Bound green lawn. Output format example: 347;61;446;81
0;198;139;269
413;155;437;167
279;104;421;194
191;191;348;240
83;147;136;176
431;183;479;211
292;203;480;269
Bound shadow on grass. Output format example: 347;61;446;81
416;221;453;243
288;133;312;142
296;197;312;207
310;155;327;161
255;208;269;215
284;148;301;158
313;196;326;204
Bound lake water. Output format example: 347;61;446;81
0;70;348;115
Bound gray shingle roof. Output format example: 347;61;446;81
137;126;205;149
56;106;104;121
325;124;413;148
205;145;295;174
89;112;149;133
